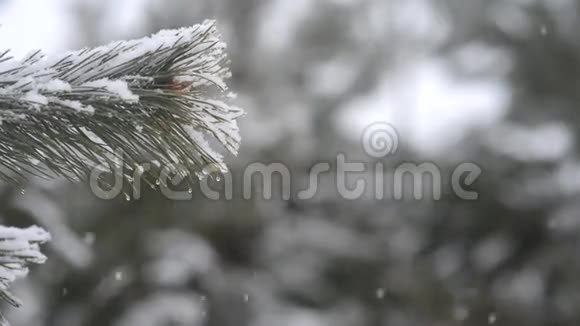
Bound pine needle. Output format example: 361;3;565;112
0;20;244;185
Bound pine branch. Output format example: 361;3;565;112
0;225;50;326
0;20;244;184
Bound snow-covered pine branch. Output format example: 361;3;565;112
0;20;243;184
0;226;50;325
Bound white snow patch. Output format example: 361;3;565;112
0;225;50;307
55;99;95;114
83;79;139;103
39;79;72;93
23;91;48;105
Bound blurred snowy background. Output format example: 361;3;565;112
0;0;579;325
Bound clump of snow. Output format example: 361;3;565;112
54;99;95;114
0;225;50;307
22;91;48;105
38;79;72;93
82;79;139;103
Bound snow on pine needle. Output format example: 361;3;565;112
0;226;49;321
0;20;244;184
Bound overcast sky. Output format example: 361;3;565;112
0;0;73;57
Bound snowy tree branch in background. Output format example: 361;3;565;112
0;20;243;184
0;226;50;325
